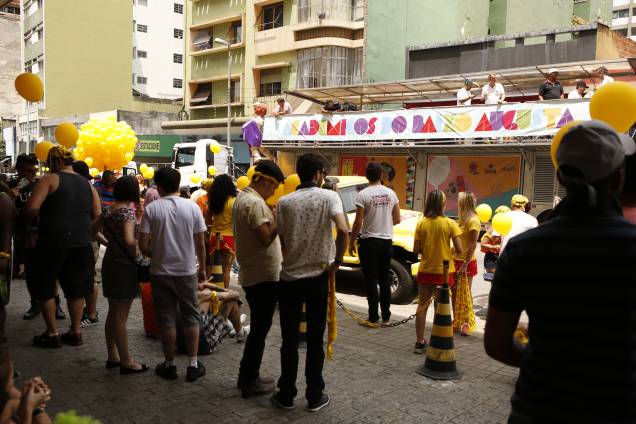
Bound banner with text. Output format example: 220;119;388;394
263;101;590;142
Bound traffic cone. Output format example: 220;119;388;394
417;260;463;380
210;233;224;286
299;303;307;347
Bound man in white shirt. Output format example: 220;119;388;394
350;162;400;323
500;194;538;252
568;80;592;99
139;167;208;382
457;79;477;106
272;153;349;412
482;74;505;105
596;66;614;87
273;97;293;116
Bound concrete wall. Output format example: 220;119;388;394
0;13;22;119
574;0;612;25
365;0;490;82
43;0;133;117
489;0;572;36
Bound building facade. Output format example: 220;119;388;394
612;0;636;39
0;1;21;162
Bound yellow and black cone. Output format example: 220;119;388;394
299;303;307;345
417;260;463;380
210;233;224;286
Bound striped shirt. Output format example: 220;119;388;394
490;195;636;423
93;180;115;210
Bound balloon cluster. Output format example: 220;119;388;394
236;166;301;206
72;117;137;171
139;163;154;180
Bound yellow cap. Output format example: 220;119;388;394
511;194;528;208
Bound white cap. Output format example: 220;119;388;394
548;68;559;75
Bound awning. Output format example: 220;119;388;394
285;58;636;106
161;117;251;135
190;84;211;104
253;62;291;71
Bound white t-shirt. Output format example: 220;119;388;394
600;75;614;86
456;88;473;106
567;90;592;99
500;210;538;252
277;187;343;280
139;195;207;276
482;83;505;105
274;102;292;114
355;184;399;240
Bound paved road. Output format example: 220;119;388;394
5;255;517;423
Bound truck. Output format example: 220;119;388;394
171;139;230;188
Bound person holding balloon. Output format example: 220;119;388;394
480;205;509;280
207;175;237;289
499;195;537;253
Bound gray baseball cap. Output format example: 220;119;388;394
557;120;636;182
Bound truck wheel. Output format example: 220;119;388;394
389;259;416;305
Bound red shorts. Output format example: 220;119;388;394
453;259;478;277
209;234;235;254
417;272;455;288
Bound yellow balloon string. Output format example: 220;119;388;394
326;274;337;360
210;291;220;316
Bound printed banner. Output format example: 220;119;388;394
263;100;590;142
426;155;522;215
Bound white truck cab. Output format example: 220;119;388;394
171;139;229;188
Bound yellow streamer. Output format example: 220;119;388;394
451;274;477;334
326;274;337;360
210;291;220;316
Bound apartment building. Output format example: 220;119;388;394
612;0;636;39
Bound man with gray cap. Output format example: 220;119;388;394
538;68;564;101
457;79;477;106
484;120;636;422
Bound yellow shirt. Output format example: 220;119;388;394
211;197;235;236
454;215;481;261
415;216;462;275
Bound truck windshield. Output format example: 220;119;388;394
338;184;368;214
173;147;195;168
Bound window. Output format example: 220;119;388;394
25;0;40;17
297;46;362;88
617;28;629;36
132;47;136;58
132;73;135;84
613;8;629;19
262;3;283;30
173;78;183;88
133;20;136;32
0;5;20;14
231;21;242;43
137;50;147;58
174;3;183;14
174;28;183;39
173;53;183;63
137;76;147;84
174;147;195;167
298;0;358;23
230;80;241;102
137;0;147;5
190;83;212;106
259;81;282;97
137;24;148;33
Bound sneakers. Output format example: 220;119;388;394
236;325;250;343
155;362;178;380
23;302;40;320
270;392;295;410
80;311;99;327
61;331;83;346
32;332;62;349
414;341;428;354
240;376;275;399
186;361;206;382
308;394;331;412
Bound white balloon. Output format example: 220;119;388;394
427;156;451;189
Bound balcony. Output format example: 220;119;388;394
190;14;245;56
188;74;243;109
254;23;363;56
24;39;43;62
23;6;42;33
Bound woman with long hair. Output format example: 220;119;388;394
92;176;148;374
412;190;463;354
207;175;237;289
453;192;480;336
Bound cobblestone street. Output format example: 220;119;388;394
5;277;516;424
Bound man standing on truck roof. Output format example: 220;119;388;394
350;162;401;324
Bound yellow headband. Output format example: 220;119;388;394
253;171;281;185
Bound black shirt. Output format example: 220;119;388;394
490;195;636;422
538;80;563;100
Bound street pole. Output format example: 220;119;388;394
226;43;232;175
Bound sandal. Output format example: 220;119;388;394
120;363;149;375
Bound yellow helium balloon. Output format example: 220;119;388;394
89;168;99;177
139;163;148;172
190;174;202;184
236;175;250;190
492;212;513;236
283;173;301;195
550;120;582;169
84;157;94;167
209;140;222;154
54;123;79;148
34;141;53;162
590;81;636;133
144;167;155;179
266;184;285;206
14;72;43;102
247;166;256;180
475;203;492;223
125;152;134;162
208;166;217;176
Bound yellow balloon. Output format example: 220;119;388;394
550;120;582;169
84;157;94;167
266;184;285;206
236;175;250;190
34;141;53;162
209;140;222;154
139;163;148;172
89;168;99;177
475;204;492;223
247;166;256;180
14;72;43;102
54;123;79;148
492;212;512;236
208;166;217;176
283;173;301;195
144;167;155;179
590;81;636;132
190;174;202;184
124;152;134;162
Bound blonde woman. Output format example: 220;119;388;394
453;192;480;336
412;190;462;354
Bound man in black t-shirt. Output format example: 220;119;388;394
538;68;564;101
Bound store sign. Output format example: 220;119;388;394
135;140;160;153
263;101;590;142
